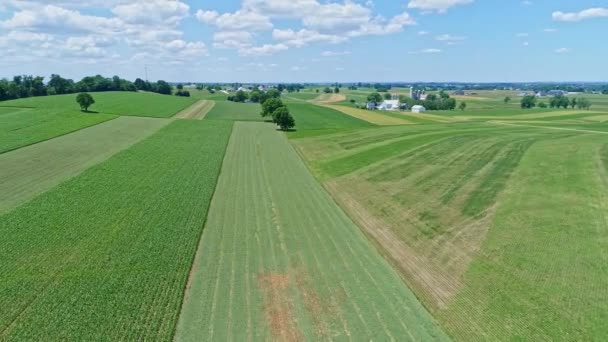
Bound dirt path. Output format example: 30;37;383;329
312;94;346;104
174;100;215;120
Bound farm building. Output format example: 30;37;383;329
412;105;426;113
453;90;465;95
366;102;376;110
377;100;400;111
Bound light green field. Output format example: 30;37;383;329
205;100;264;121
0;107;117;153
0;120;232;340
292;118;608;340
0;92;197;118
286;102;372;132
0;116;170;213
175;122;447;341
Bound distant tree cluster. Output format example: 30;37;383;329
227;88;281;103
174;84;190;97
260;97;295;130
0;74;183;102
521;94;592;110
398;91;457;111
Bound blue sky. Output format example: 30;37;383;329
0;0;607;82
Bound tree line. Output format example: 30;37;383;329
520;95;592;110
227;88;281;103
366;90;458;111
0;74;179;102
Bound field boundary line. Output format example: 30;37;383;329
0;115;119;156
490;121;608;135
171;122;235;341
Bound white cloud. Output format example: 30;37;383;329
555;47;570;54
409;48;442;54
521;1;532;5
516;33;529;37
407;0;473;13
112;0;189;25
418;30;430;35
1;4;123;34
522;41;529;46
239;43;288;56
213;31;254;49
435;34;466;42
321;50;351;57
273;29;346;47
198;0;415;54
196;9;272;31
553;8;608;22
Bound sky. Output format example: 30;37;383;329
0;0;607;83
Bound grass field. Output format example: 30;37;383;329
291;118;608;340
0;120;232;340
322;104;414;125
205;100;264;121
0;107;117;153
0;116;170;213
0;92;197;118
175;122;447;341
287;102;372;131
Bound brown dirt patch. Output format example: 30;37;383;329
174;100;215;119
313;94;346;104
258;272;302;342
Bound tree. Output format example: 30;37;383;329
521;95;537;109
266;88;281;99
176;83;184;90
76;93;95;112
156;80;172;95
349;99;356;104
315;89;319;93
459;101;467;111
367;92;383;105
249;90;262;103
273;106;295;130
261;98;284;118
570;97;577;109
577;97;591;110
504;96;511;104
334;87;340;94
234;90;248;102
323;87;332;94
384;93;392;100
538;102;547;108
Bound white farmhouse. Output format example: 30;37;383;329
377;100;400;111
411;105;426;113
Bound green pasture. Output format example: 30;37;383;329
176;122;447;341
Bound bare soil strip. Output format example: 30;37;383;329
312;94;347;104
322;104;413;126
174;100;215;120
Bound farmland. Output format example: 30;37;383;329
0;120;232;340
0;91;197;118
291;89;608;340
0;116;170;213
175;122;447;341
2;86;608;341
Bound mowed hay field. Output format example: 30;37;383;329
0;116;170;213
0;120;232;340
0;107;117;153
176;122;448;341
291;120;608;340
